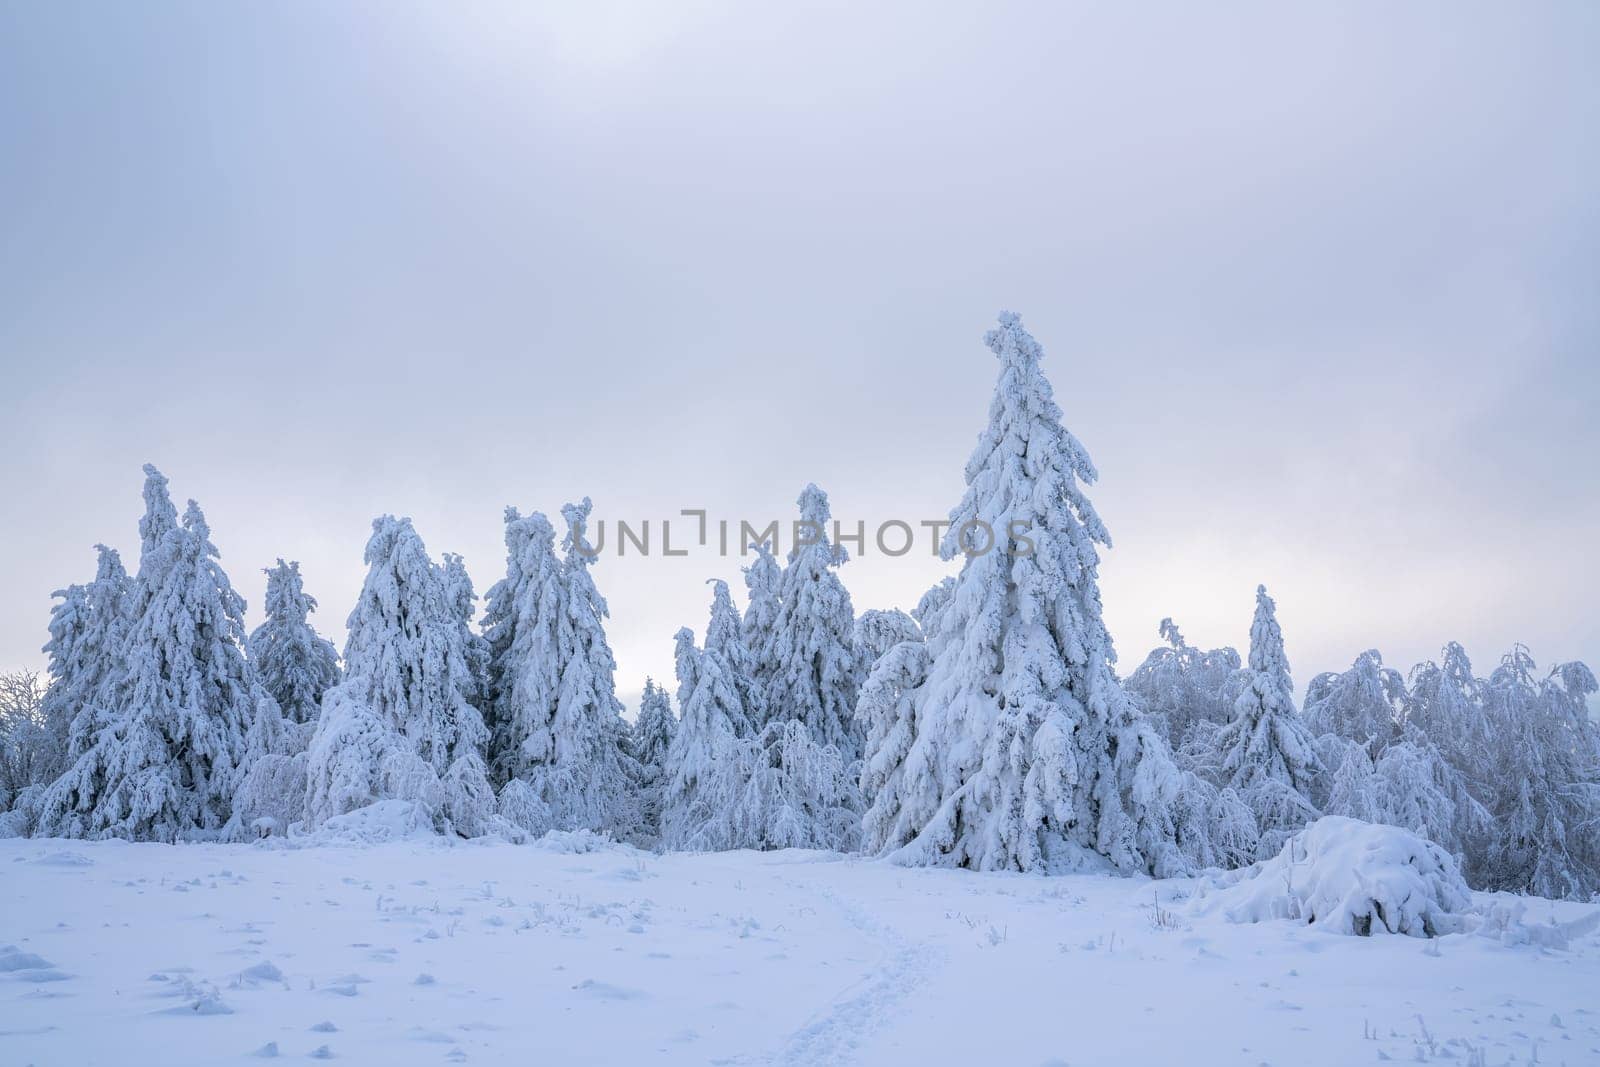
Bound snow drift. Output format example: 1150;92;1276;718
1196;816;1472;937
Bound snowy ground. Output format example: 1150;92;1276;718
3;837;1597;1067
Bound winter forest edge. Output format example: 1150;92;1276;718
2;313;1596;906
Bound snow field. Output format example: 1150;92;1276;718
3;837;1598;1066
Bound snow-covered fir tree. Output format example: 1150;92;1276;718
1124;618;1241;750
853;608;922;691
44;546;130;773
660;625;749;851
441;552;490;715
40;473;269;841
740;539;782;724
703;578;759;736
912;577;958;639
1322;739;1382;823
1304;650;1407;757
472;501;638;838
1208;586;1320;858
304;516;493;835
856;615;927;854
538;498;639;837
763;485;859;759
247;560;340;728
628;677;677;844
862;312;1205;875
481;507;563;790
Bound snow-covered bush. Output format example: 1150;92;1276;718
229;752;309;838
1199;816;1473;937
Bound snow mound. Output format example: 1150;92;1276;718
1195;816;1472;937
293;800;438;846
529;828;625;855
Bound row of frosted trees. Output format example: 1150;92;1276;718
2;313;1595;901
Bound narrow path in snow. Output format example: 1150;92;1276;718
770;875;946;1066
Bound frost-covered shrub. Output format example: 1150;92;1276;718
230;753;308;838
1200;816;1472;937
496;777;552;838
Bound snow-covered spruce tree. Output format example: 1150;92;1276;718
703;578;760;736
474;501;638;838
853;609;922;689
856;616;928;854
40;478;269;841
304;516;493;835
248;560;340;730
481;507;563;792
763;485;859;759
628;677;677;844
740;539;782;724
660;626;749;851
441;552;491;715
1322;739;1383;824
912;577;958;639
866;312;1205;875
1479;647;1600;899
1304;650;1407;758
1208;586;1320;858
1125;618;1241;751
40;546;131;777
535;498;640;837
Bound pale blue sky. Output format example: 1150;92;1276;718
2;2;1596;706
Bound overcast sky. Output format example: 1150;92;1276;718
2;2;1596;709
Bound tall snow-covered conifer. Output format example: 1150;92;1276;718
304;516;493;834
48;546;131;767
628;678;677;844
1210;586;1320;857
41;473;267;840
704;579;759;736
763;485;859;758
477;502;638;837
660;625;748;850
740;540;782;724
864;313;1199;875
442;552;490;714
248;560;340;727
